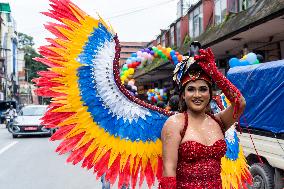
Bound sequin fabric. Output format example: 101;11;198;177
177;139;227;189
176;112;227;189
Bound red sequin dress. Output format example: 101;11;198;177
176;112;227;189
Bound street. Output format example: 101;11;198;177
0;125;152;189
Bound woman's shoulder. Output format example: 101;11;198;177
163;113;184;130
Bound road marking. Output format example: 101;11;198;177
0;141;18;155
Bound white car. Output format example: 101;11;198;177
9;105;53;138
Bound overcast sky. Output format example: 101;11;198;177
3;0;179;49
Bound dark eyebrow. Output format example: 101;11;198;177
199;86;208;88
187;85;196;89
187;85;208;88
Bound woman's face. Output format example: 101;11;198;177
183;80;211;113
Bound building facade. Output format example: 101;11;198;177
0;3;19;101
119;42;148;67
135;0;284;89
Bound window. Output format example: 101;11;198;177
170;26;175;46
215;0;227;24
157;37;161;45
239;0;256;11
189;5;203;38
161;34;166;47
228;0;238;13
176;21;181;47
21;106;47;116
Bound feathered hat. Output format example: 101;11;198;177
173;41;212;89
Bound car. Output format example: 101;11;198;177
8;105;53;138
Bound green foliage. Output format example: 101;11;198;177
183;34;191;46
18;33;35;49
172;45;178;50
18;32;47;82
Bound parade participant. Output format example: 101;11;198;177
168;95;179;112
35;1;252;188
159;47;249;188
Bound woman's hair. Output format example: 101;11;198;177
178;80;213;112
168;95;179;112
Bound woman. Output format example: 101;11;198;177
159;48;246;188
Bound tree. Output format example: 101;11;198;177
18;32;47;82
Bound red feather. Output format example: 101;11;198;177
37;71;61;78
156;156;163;180
42;112;74;127
94;150;111;178
34;57;61;68
50;124;75;141
41;11;62;22
45;38;66;49
55;132;84;154
82;148;97;170
105;154;121;185
39;45;61;57
145;160;154;188
139;166;145;188
131;156;140;189
67;139;93;165
34;87;64;97
32;77;62;87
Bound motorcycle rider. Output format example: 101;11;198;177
5;105;17;127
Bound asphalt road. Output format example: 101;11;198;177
0;124;152;189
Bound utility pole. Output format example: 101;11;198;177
24;68;30;104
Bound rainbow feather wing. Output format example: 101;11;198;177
33;0;171;188
220;96;252;189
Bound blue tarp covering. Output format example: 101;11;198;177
227;60;284;133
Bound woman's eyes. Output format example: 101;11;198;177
187;87;208;92
200;87;208;92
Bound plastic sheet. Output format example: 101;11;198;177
228;60;284;133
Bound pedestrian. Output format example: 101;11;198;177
157;101;166;109
159;47;251;188
101;174;110;189
101;174;130;189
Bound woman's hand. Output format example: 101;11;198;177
194;48;243;119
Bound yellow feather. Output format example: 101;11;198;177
120;152;129;171
129;154;134;174
133;156;141;174
57;114;78;127
84;140;98;157
52;104;72;113
54;39;69;49
221;145;251;189
47;58;66;67
93;146;107;164
69;3;87;22
150;154;158;175
108;150;119;168
73;132;93;150
141;155;148;172
61;18;82;31
97;14;112;33
137;140;145;158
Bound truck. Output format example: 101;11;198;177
227;59;284;189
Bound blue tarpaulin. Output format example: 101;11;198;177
227;60;284;133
